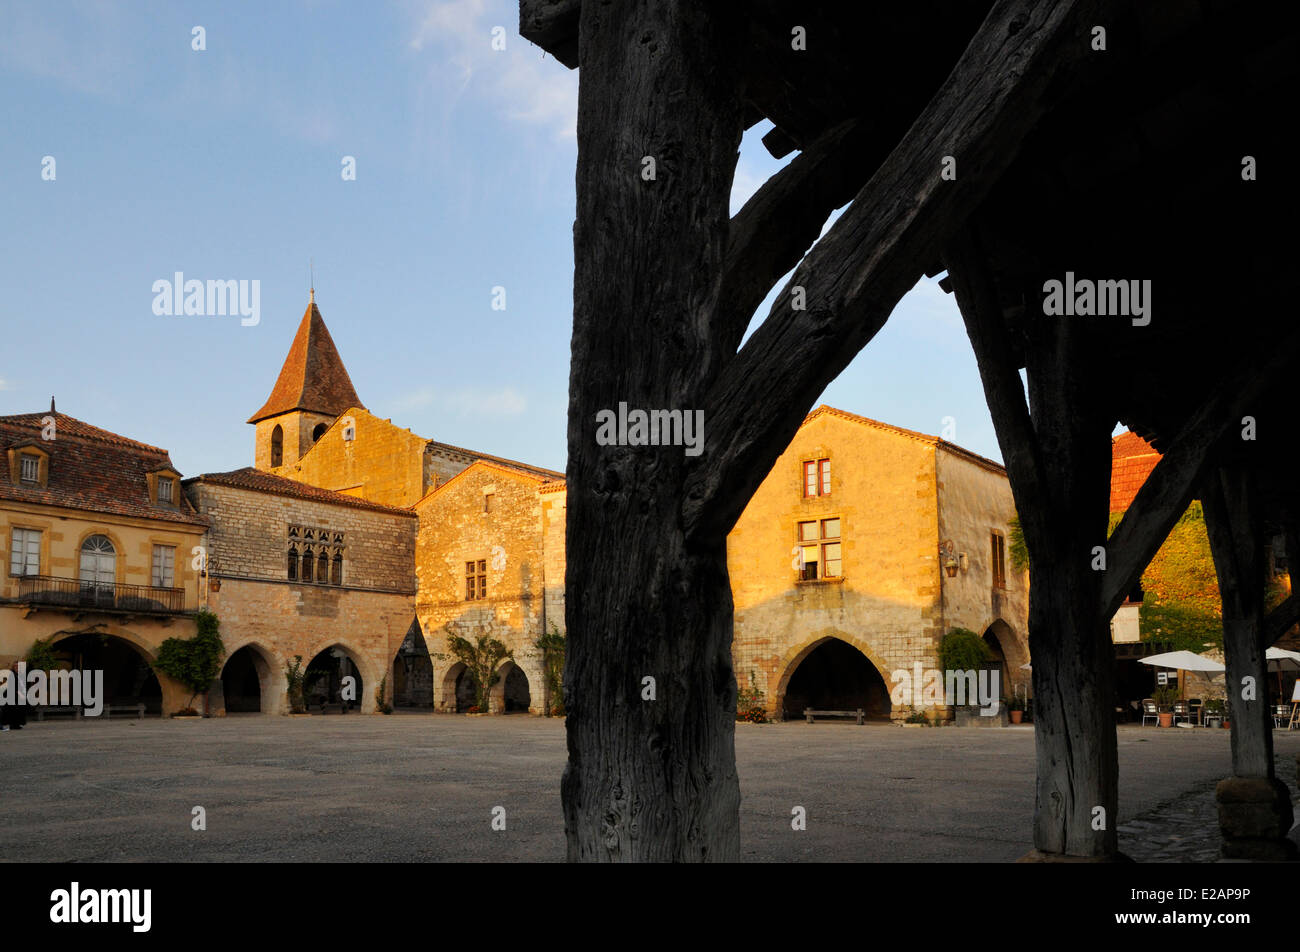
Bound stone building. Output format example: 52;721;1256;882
183;467;417;715
728;406;1029;721
412;459;566;714
0;406;206;714
221;297;1030;721
2;296;1030;722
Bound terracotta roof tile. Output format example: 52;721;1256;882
248;300;363;423
186;467;415;516
0;411;206;526
1111;430;1159;511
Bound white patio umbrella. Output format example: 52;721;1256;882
1138;650;1225;672
1265;647;1300;672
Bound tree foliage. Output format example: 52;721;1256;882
534;624;566;716
25;637;62;672
938;627;993;673
153;609;225;711
1115;503;1224;652
445;633;512;713
285;655;307;714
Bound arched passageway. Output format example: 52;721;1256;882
221;645;273;713
304;645;363;712
781;638;891;721
393;622;434;708
52;633;162;715
982;621;1011;700
494;662;531;713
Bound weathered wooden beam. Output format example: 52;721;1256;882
563;0;746;862
1202;464;1293;861
684;0;1112;541
519;0;580;68
1265;592;1299;645
1101;325;1300;619
1203;466;1272;777
715;119;876;360
944;228;1050;545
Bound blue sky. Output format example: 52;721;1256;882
0;0;1002;478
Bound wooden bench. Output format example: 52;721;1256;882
34;705;83;722
103;703;146;719
804;707;865;725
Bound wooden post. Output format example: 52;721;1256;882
1202;465;1296;860
946;232;1120;859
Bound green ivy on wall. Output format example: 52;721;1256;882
1109;503;1222;652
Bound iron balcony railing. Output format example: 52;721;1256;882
15;575;191;614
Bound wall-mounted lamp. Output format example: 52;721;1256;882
939;540;965;578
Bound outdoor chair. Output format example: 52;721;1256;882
1188;698;1202;725
1141;698;1158;726
1172;700;1192;726
1274;704;1291;728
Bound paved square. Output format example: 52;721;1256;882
1;715;1296;862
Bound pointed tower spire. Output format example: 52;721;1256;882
247;297;363;424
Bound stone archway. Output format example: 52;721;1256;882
392;621;434;708
219;643;278;714
49;627;184;715
775;635;893;722
979;617;1028;700
302;643;369;713
440;661;483;712
489;660;532;714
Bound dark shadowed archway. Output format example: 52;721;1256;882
304;645;364;712
221;645;273;713
781;638;891;721
52;632;162;714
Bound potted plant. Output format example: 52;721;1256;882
1202;697;1224;727
1006;695;1025;724
1153;686;1178;727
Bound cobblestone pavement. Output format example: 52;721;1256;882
1118;749;1300;863
0;716;1296;861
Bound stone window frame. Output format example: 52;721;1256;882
465;559;488;600
287;524;345;586
796;517;842;581
801;457;831;497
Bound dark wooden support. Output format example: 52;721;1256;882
685;0;1111;543
945;228;1119;860
561;0;1109;861
1202;465;1296;860
1103;328;1300;620
716;119;877;358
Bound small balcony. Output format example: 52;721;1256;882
15;575;192;616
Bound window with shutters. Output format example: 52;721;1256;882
9;528;41;576
152;545;175;588
802;458;830;497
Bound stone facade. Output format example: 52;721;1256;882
185;474;417;714
727;407;1029;721
272;407;435;508
413;461;563;714
0;410;208;715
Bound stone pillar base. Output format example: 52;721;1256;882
1216;776;1298;861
